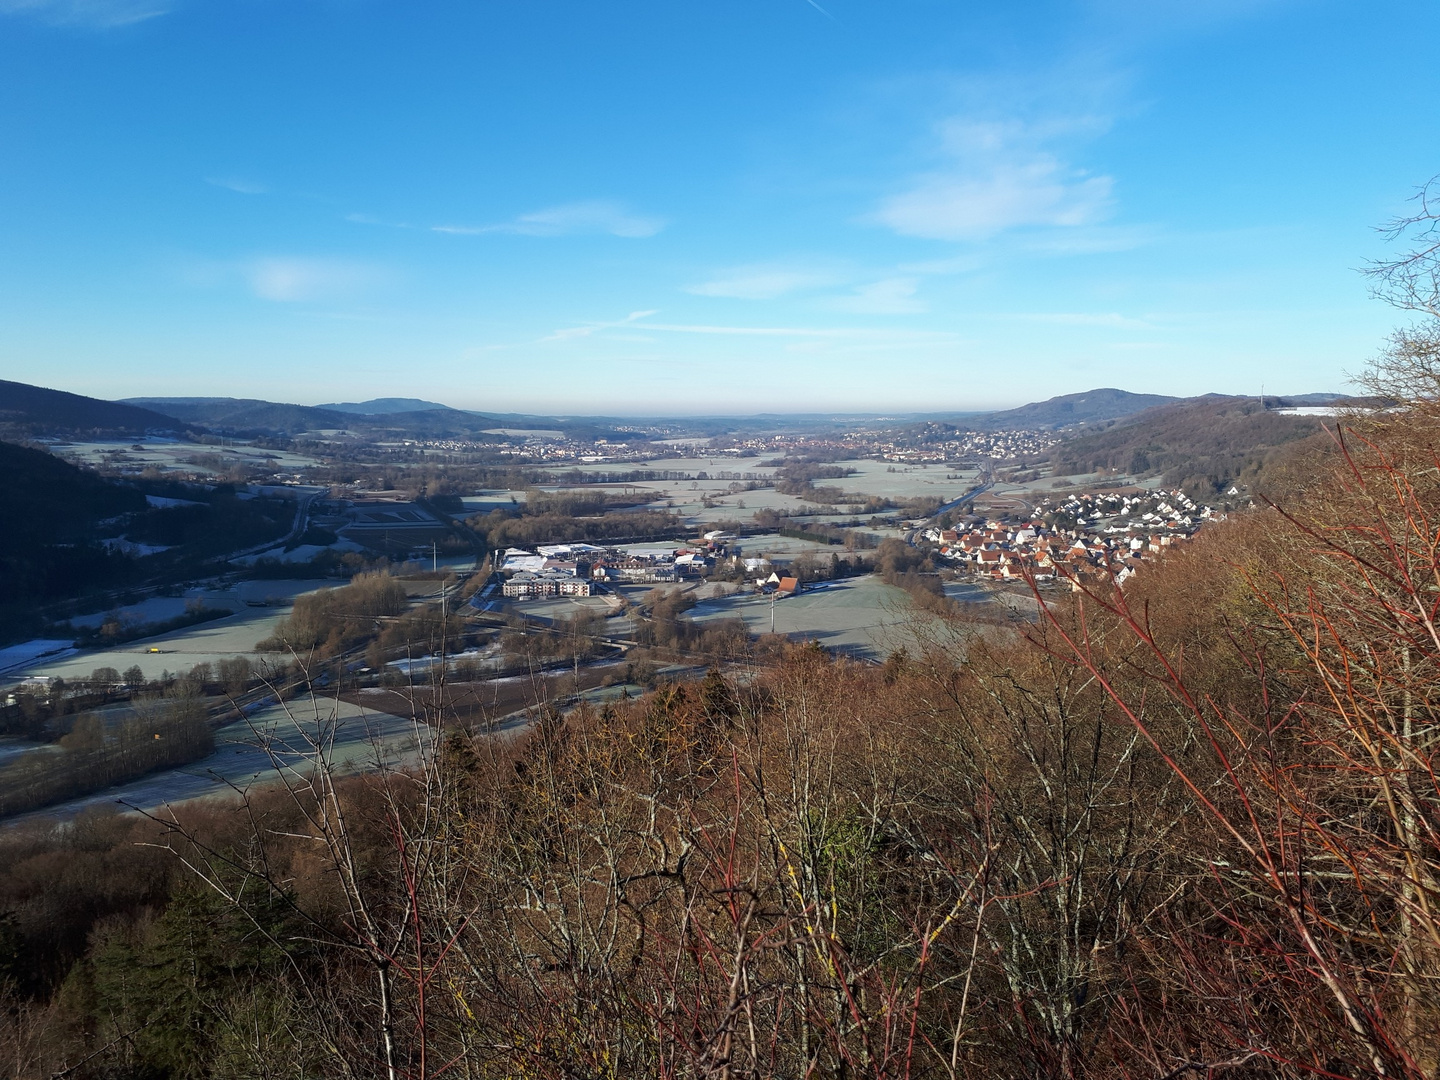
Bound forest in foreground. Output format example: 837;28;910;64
4;327;1440;1078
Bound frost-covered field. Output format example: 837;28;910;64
8;580;335;685
52;439;323;475
538;459;983;528
4;696;426;825
688;576;925;658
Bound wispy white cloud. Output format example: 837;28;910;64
1020;224;1157;255
632;320;953;340
544;310;955;343
687;261;931;312
205;176;269;196
826;277;927;315
875;117;1114;241
896;253;986;276
436;200;665;239
686;262;848;300
543;309;659;343
1015;311;1151;328
240;257;389;303
177;255;386;302
0;0;166;27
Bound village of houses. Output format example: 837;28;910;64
491;487;1218;610
920;488;1218;587
402;425;1060;468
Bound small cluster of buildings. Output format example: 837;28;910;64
921;490;1217;586
1042;489;1216;533
499;542;720;599
922;521;1185;585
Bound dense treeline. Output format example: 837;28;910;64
124;490;294;555
309;462;538;500
552;467;768;485
71;601;229;648
467;504;683;549
0;690;213;817
627;588;751;658
0;379;190;440
772;460;857;496
520;487;648;517
256;571;408;653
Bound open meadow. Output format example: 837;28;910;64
51;439;324;476
552;457;984;527
6;579;334;686
687;575;923;658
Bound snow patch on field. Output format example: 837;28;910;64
0;640;76;677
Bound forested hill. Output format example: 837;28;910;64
125;396;501;438
0;380;192;438
1048;395;1330;497
318;397;452;414
0;440;145;550
981;388;1179;429
123;397;364;434
124;395;652;443
0;440;144;617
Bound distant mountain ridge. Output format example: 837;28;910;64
981;388;1180;430
318;397;455;415
120;394;650;442
123;396;520;439
1;380;193;438
123;397;362;434
0;379;1358;443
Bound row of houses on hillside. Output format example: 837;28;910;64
922;518;1194;586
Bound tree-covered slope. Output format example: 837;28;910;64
981;388;1180;430
1048;395;1328;497
0;441;145;553
0;380;193;438
0;440;144;613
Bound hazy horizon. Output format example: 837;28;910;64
1;1;1434;412
104;385;1345;422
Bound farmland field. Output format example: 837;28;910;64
52;439;324;475
6;579;334;686
546;457;984;528
687;575;924;658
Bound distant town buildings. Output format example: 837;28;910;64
497;542;721;599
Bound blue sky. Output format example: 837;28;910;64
0;0;1436;415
